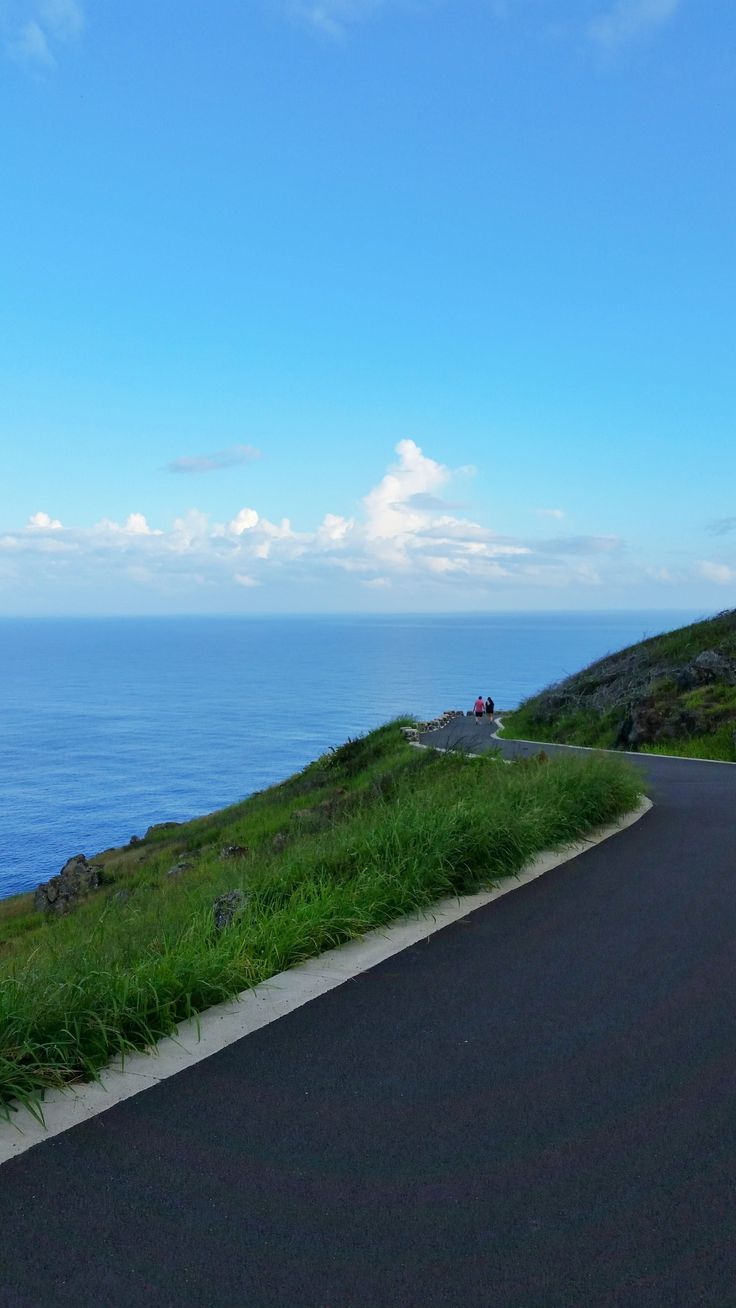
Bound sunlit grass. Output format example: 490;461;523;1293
0;721;643;1118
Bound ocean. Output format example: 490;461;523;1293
0;612;697;899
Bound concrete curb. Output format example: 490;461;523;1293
0;795;652;1167
492;716;736;766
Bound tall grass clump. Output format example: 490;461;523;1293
0;723;643;1117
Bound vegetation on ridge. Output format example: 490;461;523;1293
502;610;736;762
0;720;642;1117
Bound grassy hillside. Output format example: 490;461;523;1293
0;721;642;1116
503;610;736;761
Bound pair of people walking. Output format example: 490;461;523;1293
474;694;495;725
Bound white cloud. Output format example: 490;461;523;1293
9;19;53;65
535;508;565;520
588;0;682;48
363;438;447;545
318;513;354;544
286;0;439;39
96;513;161;536
361;576;391;589
228;507;260;536
125;512;155;536
288;1;386;39
573;563;602;586
170;508;211;551
644;565;675;583
5;1;84;68
1;442;643;604
28;510;62;529
695;561;735;586
41;0;83;39
166;445;261;475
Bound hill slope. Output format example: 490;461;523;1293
503;610;736;761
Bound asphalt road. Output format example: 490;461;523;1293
1;723;735;1307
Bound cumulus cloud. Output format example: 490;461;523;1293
363;439;447;544
28;510;62;529
5;0;84;67
166;444;261;475
96;513;161;536
695;560;735;586
228;507;260;536
1;441;641;603
588;0;682;48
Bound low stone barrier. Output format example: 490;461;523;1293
400;710;464;743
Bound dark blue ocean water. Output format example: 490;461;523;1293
0;612;697;899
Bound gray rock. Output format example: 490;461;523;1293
220;845;249;860
691;650;736;682
674;650;736;692
272;832;288;853
128;835;142;846
34;854;101;915
111;888;131;906
167;859;193;879
212;889;250;931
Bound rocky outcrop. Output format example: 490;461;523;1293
34;854;101;915
145;820;182;838
220;845;249;860
532;646;736;728
212;889;250;931
675;650;736;691
519;610;736;752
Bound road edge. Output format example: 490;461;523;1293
0;794;652;1167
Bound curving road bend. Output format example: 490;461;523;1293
0;722;735;1306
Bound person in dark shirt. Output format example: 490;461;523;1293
485;695;495;725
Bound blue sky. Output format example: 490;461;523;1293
1;0;734;613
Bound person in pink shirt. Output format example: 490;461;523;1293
474;695;485;724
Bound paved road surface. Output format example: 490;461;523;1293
1;722;735;1306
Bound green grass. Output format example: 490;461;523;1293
500;706;623;750
501;709;736;762
640;725;736;761
0;721;643;1118
635;610;736;665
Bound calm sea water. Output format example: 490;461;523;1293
0;612;697;899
